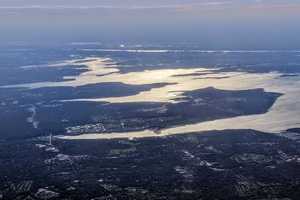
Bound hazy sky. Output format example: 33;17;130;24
1;0;300;49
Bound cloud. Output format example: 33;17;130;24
0;2;230;10
0;0;299;12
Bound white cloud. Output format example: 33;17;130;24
0;0;298;11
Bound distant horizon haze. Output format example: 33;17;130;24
1;0;300;49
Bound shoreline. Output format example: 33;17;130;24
2;57;299;140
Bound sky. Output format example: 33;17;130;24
1;0;300;49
